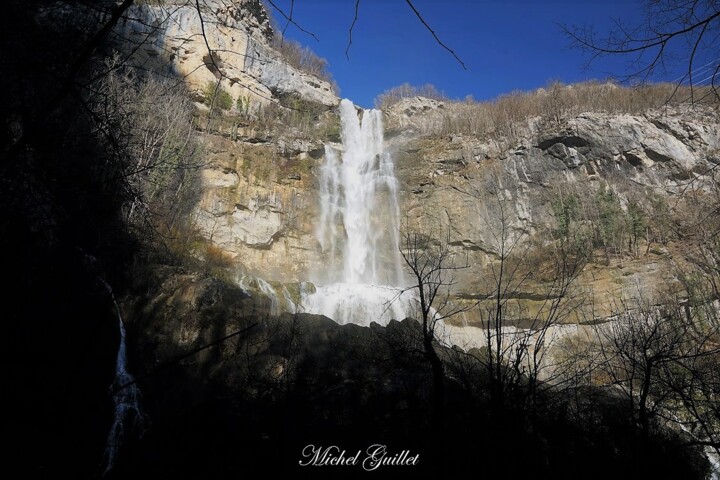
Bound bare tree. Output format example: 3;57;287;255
397;227;467;437
593;293;720;462
90;60;204;249
462;175;590;415
595;297;687;438
564;0;720;101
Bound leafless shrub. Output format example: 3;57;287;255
270;35;336;87
374;82;448;109
93;59;203;252
591;293;720;451
384;80;719;140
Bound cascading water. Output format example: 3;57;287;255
237;274;300;315
101;281;145;476
303;99;415;325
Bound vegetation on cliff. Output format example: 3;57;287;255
380;80;718;141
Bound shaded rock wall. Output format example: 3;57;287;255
118;267;709;479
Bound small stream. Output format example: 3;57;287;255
100;280;146;476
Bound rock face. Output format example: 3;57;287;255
385;96;448;130
111;0;719;327
113;0;338;108
389;105;720;246
192;98;719;327
388;103;719;322
194;132;327;283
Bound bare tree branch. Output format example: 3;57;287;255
281;0;294;38
562;1;720;100
404;0;466;70
346;0;361;60
265;0;319;41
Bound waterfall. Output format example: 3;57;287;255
303;99;414;325
675;418;720;480
237;274;299;316
101;281;145;476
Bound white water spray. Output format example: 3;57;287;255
303;99;414;325
101;281;145;476
237;274;301;315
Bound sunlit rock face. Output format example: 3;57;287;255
196;97;719;330
386;102;720;323
112;0;338;108
117;0;720;328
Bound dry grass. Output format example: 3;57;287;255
375;83;448;109
270;36;336;88
383;81;719;141
204;243;236;269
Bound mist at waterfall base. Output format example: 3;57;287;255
301;99;417;326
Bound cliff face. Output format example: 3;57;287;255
105;2;720;328
387;100;719;322
107;0;340;284
193;132;327;283
193;94;719;325
113;0;338;108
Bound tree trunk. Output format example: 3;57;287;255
424;331;445;474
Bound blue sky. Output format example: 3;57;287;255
267;0;690;108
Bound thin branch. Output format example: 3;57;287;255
281;0;294;38
565;11;720;55
3;0;137;169
265;0;319;41
404;0;466;70
346;0;361;60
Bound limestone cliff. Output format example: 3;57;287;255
103;2;720;329
194;132;327;283
194;93;719;328
386;99;719;323
112;0;338;109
